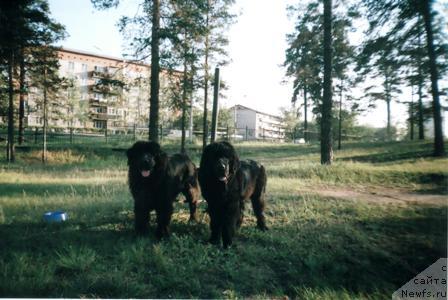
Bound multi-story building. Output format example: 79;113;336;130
230;104;285;141
26;48;173;131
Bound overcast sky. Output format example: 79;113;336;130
47;0;442;129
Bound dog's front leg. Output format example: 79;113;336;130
155;199;173;239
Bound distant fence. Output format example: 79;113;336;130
0;125;301;147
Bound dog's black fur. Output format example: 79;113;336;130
127;141;200;238
237;159;268;230
198;141;268;248
163;153;200;223
127;141;168;237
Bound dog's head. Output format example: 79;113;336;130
213;157;230;183
201;141;240;184
126;141;166;178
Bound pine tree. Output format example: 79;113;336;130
92;0;165;142
200;0;235;150
357;36;402;140
284;2;322;143
163;0;206;153
28;46;64;163
361;0;446;155
0;0;65;162
321;0;333;165
284;1;356;147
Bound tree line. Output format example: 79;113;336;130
0;0;67;162
0;0;236;162
91;0;236;153
284;0;447;164
1;0;446;166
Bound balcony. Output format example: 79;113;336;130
89;98;108;106
90;112;120;120
88;84;122;95
90;67;119;79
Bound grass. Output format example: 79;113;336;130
0;140;446;298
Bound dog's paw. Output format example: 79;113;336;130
257;223;269;231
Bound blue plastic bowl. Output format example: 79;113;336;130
43;211;68;223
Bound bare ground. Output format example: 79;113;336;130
302;185;448;206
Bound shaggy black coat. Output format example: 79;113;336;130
198;141;268;248
127;141;169;237
127;141;200;238
163;153;200;223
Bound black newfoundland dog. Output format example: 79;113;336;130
198;141;268;248
164;153;200;223
127;141;200;238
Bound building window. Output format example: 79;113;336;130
94;93;104;101
94;107;106;113
93;121;105;129
94;65;106;73
68;61;74;73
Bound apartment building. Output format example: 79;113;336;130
26;48;172;130
230;104;285;140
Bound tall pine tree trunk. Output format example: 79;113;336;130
19;49;26;145
7;50;15;163
202;0;210;150
189;59;195;144
181;49;188;154
321;0;333;165
417;64;425;140
386;97;391;139
189;90;194;144
417;22;425;140
385;74;392;140
42;66;48;163
338;79;343;150
149;0;160;143
422;0;445;156
410;89;415;140
303;85;308;143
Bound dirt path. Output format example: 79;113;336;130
302;186;447;206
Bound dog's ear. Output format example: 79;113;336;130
230;155;240;175
155;150;168;171
126;144;136;165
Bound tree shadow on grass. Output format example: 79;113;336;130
0;182;114;198
338;149;435;164
0;202;446;299
235;205;447;298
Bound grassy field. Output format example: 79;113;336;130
0;140;446;299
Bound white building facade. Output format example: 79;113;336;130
230;105;285;141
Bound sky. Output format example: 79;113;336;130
47;0;438;129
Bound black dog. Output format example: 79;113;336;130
163;153;200;223
127;141;200;238
127;141;168;237
237;159;268;230
198;141;268;248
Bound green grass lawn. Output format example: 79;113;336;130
0;140;446;299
